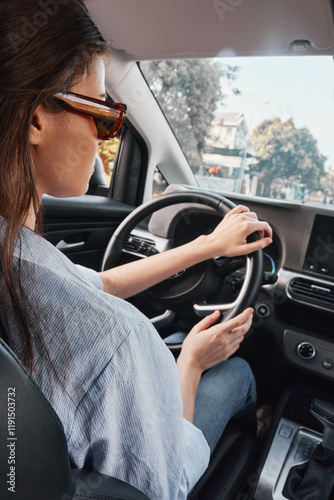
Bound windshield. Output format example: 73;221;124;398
141;56;334;206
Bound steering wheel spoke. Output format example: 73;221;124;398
193;256;253;320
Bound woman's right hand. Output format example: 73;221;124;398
177;308;253;376
201;204;272;260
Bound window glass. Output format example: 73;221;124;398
153;166;169;197
141;57;334;207
97;136;121;185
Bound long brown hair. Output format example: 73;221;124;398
0;0;109;371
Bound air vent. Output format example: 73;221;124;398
123;235;158;257
288;277;334;309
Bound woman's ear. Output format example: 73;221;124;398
29;106;43;145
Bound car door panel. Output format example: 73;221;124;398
42;194;134;271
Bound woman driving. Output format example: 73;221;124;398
0;1;272;498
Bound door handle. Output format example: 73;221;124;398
55;240;85;252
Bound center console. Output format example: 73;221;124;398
254;392;334;500
254;418;322;499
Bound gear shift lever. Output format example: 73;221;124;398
310;398;334;450
283;398;334;500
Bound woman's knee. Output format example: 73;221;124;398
215;356;254;383
224;357;257;401
230;356;255;380
198;356;256;403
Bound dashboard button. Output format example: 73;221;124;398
297;342;316;360
255;303;270;318
322;358;333;370
279;423;293;439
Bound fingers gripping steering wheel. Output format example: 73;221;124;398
102;190;263;324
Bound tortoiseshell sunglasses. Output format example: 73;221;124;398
53;92;127;140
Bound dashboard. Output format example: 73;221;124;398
122;191;334;383
228;194;334;383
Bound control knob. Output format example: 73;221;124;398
297;342;316;360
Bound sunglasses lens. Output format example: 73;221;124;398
95;120;112;140
53;93;126;140
94;113;124;140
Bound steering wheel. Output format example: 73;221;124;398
102;189;263;323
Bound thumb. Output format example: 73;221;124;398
238;237;272;254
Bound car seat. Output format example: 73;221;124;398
0;337;149;500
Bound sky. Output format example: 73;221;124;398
216;56;334;170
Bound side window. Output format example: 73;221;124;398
153;166;168;197
91;121;148;204
97;137;121;185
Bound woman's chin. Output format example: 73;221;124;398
45;184;89;199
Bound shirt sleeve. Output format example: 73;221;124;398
74;264;104;291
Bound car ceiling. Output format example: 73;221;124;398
85;0;334;60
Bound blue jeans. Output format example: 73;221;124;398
165;333;257;454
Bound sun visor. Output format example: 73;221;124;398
85;0;334;60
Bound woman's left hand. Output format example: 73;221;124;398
201;204;273;259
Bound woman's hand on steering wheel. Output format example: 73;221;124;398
177;307;254;422
177;307;254;375
202;205;273;260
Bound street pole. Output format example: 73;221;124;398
237;100;269;194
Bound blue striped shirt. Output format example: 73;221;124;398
5;224;210;499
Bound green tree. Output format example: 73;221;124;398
141;59;240;172
250;118;326;197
